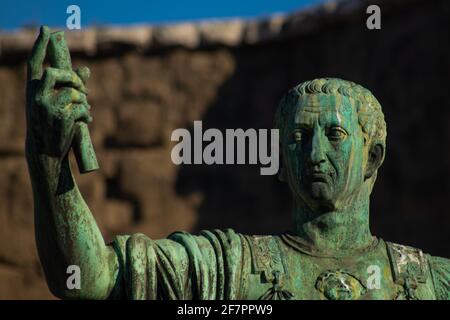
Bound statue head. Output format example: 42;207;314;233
275;78;386;217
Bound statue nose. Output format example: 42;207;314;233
309;131;326;166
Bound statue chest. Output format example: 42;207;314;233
242;235;437;300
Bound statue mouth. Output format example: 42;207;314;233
310;172;331;184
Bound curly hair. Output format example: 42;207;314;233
274;78;387;151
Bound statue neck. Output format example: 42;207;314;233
292;187;373;255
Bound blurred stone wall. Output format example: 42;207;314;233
0;0;449;298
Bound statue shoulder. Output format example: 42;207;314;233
242;234;288;283
109;229;247;299
110;229;244;257
169;228;243;248
386;241;450;300
169;228;247;265
385;242;429;284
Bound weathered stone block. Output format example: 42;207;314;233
153;23;199;48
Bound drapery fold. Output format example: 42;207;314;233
110;229;247;300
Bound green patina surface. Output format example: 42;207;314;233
26;26;450;300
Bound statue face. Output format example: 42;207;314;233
282;93;367;212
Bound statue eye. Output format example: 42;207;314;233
327;127;347;141
293;130;303;143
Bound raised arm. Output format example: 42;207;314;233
26;26;118;299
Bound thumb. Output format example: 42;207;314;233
75;66;90;84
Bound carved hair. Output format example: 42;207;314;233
274;78;387;152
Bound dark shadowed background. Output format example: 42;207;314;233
0;0;449;298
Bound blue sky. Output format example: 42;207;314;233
0;0;325;31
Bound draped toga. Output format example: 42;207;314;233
107;229;450;300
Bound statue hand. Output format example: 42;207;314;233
26;26;92;158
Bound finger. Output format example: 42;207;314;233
57;88;88;108
48;31;72;71
27;26;51;81
37;67;87;102
71;103;92;124
75;66;90;85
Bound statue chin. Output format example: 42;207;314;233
299;183;337;213
310;182;331;199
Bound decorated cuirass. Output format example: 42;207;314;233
244;234;438;300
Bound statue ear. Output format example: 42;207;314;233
365;143;384;180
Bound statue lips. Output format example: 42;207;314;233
302;171;334;204
310;172;331;185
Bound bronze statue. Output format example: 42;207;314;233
26;26;450;300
